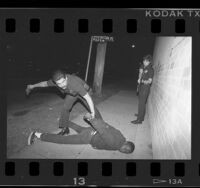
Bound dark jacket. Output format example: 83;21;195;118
140;64;154;83
89;119;126;151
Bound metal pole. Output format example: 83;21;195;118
93;42;107;96
85;36;93;82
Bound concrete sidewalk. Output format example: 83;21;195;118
9;90;152;159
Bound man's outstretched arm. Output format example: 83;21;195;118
26;81;50;96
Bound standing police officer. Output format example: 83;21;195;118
131;55;154;124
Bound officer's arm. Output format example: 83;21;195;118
138;68;143;83
83;93;95;118
26;81;49;96
32;81;49;88
27;81;49;91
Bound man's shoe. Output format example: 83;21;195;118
131;119;143;124
28;131;37;145
57;127;70;135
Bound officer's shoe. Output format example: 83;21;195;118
28;131;38;145
57;127;70;135
131;119;143;124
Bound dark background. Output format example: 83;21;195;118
5;34;155;90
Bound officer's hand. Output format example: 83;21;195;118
83;113;94;122
91;112;95;119
26;85;33;96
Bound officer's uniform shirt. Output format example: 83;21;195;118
47;74;90;97
140;64;154;84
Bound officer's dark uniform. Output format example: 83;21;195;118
137;64;154;122
47;74;101;129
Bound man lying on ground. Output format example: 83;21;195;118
28;113;135;154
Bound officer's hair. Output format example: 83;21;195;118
52;69;66;82
143;54;153;64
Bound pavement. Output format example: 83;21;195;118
8;90;153;159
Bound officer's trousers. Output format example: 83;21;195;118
137;84;151;121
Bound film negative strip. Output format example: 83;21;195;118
0;7;199;186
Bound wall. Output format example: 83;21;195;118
147;37;191;159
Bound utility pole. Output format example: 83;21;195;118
85;36;114;96
93;42;107;96
85;36;93;82
92;36;114;96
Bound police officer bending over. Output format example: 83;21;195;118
26;69;100;135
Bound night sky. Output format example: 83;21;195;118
5;32;155;89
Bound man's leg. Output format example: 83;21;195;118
28;128;93;145
58;95;78;135
40;132;90;144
